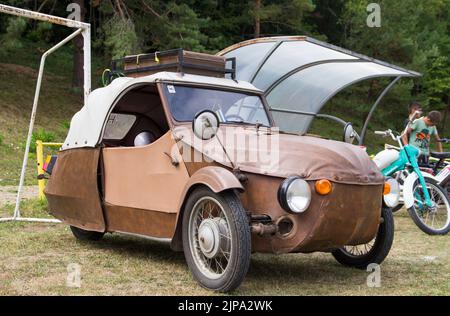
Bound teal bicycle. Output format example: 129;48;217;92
373;129;450;235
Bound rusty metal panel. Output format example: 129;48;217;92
0;4;89;29
240;173;382;253
102;132;190;213
104;203;177;238
45;148;105;232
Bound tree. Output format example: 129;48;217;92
72;0;85;88
254;0;261;38
337;0;450;127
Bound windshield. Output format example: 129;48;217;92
163;84;271;126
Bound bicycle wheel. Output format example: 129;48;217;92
407;178;450;235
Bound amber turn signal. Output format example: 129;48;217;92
383;182;391;195
315;179;332;195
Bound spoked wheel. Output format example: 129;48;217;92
332;207;394;269
182;187;251;292
408;178;450;235
70;226;105;241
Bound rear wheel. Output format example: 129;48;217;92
332;207;394;269
407;178;450;235
182;187;251;292
70;226;105;241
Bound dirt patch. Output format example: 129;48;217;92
0;186;39;208
0;63;37;78
21;223;53;232
0;63;64;80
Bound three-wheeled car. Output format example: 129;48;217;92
45;39;404;292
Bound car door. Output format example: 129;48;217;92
102;131;190;238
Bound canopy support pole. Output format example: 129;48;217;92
270;107;361;142
359;76;401;145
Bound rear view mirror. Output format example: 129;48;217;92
192;110;220;140
343;122;356;144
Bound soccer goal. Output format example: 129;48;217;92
0;4;91;223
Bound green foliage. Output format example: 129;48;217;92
338;0;450;113
423;55;450;111
0;133;3;146
27;22;53;43
27;129;56;153
0;0;448;141
61;120;71;130
150;2;208;52
103;15;140;59
1;17;27;50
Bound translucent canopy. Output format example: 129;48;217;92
219;36;421;134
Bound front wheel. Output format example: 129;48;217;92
407;178;450;235
182;187;251;292
332;207;394;269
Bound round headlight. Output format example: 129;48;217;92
383;177;400;208
278;176;311;213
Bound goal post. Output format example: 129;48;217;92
0;4;91;223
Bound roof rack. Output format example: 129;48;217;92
108;48;236;83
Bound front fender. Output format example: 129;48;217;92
403;172;437;208
181;166;244;197
170;166;244;251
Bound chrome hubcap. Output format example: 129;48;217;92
198;219;219;258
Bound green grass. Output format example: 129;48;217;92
1;198;49;218
0;62;80;185
0;39;105;186
0;201;448;295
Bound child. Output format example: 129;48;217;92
402;111;443;165
403;102;422;129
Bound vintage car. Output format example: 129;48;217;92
45;43;400;292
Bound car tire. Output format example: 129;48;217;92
407;178;450;235
70;226;105;241
332;207;394;269
182;187;251;292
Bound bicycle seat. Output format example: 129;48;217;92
430;152;450;159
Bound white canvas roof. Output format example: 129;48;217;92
62;71;261;150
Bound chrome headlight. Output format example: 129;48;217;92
278;176;311;213
383;177;400;208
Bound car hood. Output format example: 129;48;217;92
174;125;384;185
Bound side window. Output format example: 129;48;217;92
101;84;170;148
103;113;136;140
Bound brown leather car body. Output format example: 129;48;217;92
45;82;385;254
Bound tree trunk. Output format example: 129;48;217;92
72;0;86;88
442;96;450;135
254;0;261;38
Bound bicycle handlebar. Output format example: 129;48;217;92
374;129;403;145
374;130;393;138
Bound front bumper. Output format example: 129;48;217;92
240;174;384;253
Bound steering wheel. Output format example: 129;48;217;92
224;114;246;123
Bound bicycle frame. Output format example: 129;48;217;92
378;132;433;208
